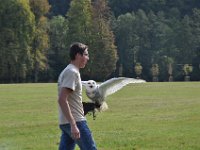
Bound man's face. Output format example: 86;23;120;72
79;49;89;68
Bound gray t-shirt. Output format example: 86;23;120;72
58;64;86;125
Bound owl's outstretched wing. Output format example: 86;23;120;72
98;77;146;99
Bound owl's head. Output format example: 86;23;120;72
82;80;97;92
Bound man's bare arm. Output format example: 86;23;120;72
58;87;80;139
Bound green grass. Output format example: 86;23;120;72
0;82;200;150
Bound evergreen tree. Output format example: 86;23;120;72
88;0;117;80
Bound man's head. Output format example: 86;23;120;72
69;42;89;68
70;42;88;60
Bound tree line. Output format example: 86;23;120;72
0;0;200;83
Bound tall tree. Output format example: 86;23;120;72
135;9;152;80
87;0;117;80
0;0;35;82
191;8;200;52
114;12;138;77
48;16;69;80
66;0;93;80
148;11;175;81
29;0;50;82
66;0;117;81
66;0;93;45
190;8;200;80
175;15;194;63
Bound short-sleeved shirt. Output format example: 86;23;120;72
58;64;86;125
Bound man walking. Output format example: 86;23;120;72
57;42;97;150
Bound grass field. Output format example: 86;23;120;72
0;82;200;150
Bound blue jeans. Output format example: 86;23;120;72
59;121;97;150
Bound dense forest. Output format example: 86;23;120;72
0;0;200;83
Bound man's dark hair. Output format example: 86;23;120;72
69;42;88;60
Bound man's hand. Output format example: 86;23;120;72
71;124;80;140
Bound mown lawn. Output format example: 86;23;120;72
0;82;200;150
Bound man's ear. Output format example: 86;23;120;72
74;53;79;60
76;53;82;59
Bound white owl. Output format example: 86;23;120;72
82;77;146;112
